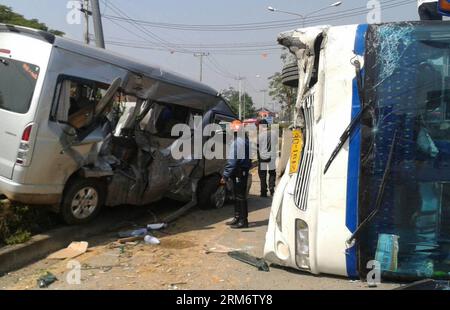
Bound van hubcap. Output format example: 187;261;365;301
71;187;99;219
213;186;226;209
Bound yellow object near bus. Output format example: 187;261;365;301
289;129;303;175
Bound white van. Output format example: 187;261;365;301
0;24;237;224
265;21;450;281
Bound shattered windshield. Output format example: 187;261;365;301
360;22;450;280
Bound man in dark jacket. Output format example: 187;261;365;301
221;120;252;229
257;119;276;197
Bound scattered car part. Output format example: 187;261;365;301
228;251;270;272
37;272;57;288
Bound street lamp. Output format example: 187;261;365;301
267;1;343;27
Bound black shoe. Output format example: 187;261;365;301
226;202;241;226
270;190;275;197
231;219;249;229
226;216;239;226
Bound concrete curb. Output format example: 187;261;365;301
0;208;151;275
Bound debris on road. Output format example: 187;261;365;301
118;228;148;238
144;235;161;245
228;251;270;272
117;236;144;244
47;241;88;260
147;223;167;230
204;244;241;254
37;272;57;288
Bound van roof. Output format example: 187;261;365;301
0;23;219;98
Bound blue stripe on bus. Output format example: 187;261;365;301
345;24;368;278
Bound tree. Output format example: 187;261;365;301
0;5;64;36
221;87;256;119
268;52;298;122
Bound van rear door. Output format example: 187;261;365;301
0;56;41;179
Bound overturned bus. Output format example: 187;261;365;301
0;24;237;224
265;21;450;281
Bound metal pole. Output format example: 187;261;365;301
90;0;105;48
194;52;209;82
238;78;242;120
83;0;90;45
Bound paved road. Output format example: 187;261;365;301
0;173;399;290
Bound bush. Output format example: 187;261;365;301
0;200;59;246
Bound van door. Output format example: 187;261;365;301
0;57;41;179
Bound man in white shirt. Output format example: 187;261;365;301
418;0;442;20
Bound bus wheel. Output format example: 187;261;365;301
61;178;105;225
198;175;226;210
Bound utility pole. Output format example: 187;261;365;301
90;0;105;48
80;0;91;45
194;52;209;82
260;89;267;110
236;76;246;120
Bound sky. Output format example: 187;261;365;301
1;0;421;110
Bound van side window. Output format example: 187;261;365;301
55;77;110;130
155;104;190;138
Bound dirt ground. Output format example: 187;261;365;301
0;173;400;290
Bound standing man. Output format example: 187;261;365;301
221;120;252;229
418;0;442;20
257;119;276;197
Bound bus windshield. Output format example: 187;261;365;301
0;57;40;114
360;22;450;280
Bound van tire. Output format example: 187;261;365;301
61;178;106;225
197;175;226;210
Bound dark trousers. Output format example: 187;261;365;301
232;169;249;221
232;169;249;201
419;2;442;20
258;162;276;194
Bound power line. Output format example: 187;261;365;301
101;0;414;32
101;0;193;53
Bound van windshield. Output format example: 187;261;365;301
0;57;40;114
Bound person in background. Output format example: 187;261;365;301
418;0;442;20
221;120;252;229
257;119;276;197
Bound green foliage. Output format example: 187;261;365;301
221;87;256;119
268;52;298;122
0;5;64;36
5;229;31;245
0;200;58;246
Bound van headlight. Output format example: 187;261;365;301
295;219;310;270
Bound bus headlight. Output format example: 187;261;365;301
295;219;310;270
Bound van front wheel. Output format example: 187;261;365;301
61;178;105;225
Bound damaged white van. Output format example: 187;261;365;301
0;24;237;224
265;21;450;281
